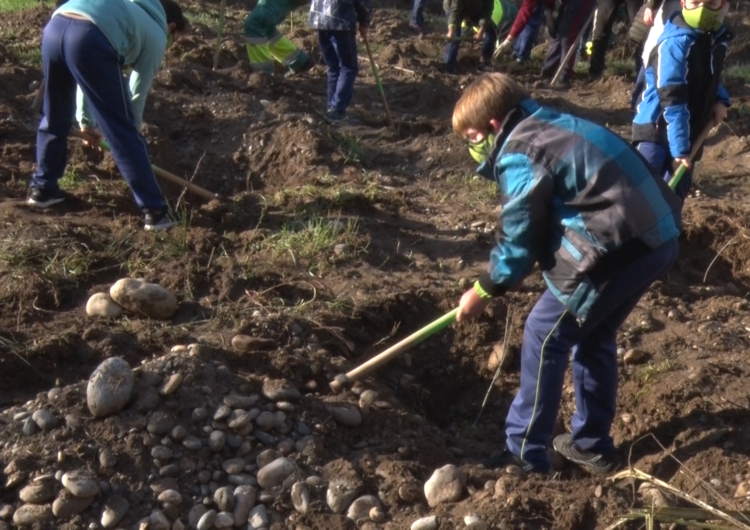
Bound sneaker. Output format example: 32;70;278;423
482;451;545;475
409;21;425;35
144;210;177;231
286;56;315;77
28;187;65;208
324;109;351;123
552;434;621;475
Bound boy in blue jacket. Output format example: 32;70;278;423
30;0;186;231
309;0;372;122
454;73;681;475
632;0;730;201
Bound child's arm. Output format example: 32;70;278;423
446;0;462;35
478;0;493;30
655;36;693;159
476;153;553;298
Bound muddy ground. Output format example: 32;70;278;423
2;0;750;528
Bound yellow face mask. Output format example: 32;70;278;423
682;3;728;31
468;134;495;164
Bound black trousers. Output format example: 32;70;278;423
589;0;643;76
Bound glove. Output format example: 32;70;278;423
493;38;514;59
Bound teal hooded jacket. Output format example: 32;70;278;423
55;0;169;128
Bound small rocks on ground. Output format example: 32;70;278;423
86;357;135;418
110;278;178;320
411;515;438;530
424;464;466;507
85;292;123;318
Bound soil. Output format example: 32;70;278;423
2;1;750;529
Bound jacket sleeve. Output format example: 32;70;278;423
508;0;540;39
353;0;372;27
717;84;731;107
655;36;692;158
477;152;554;297
129;33;167;129
478;0;493;29
645;0;663;9
447;0;460;28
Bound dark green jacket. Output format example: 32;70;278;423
444;0;494;30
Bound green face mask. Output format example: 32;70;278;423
682;3;728;32
468;134;495;164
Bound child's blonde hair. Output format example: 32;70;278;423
452;73;528;135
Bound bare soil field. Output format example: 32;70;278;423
2;1;750;528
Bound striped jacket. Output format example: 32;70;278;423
632;14;731;158
308;0;371;31
476;99;681;322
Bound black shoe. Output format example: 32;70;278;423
144;210;177;231
286;55;314;77
482;451;545;475
553;434;621;475
409;21;425;35
477;61;493;73
28;187;66;208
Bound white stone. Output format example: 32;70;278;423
196;509;216;530
346;495;381;520
86;357;134;418
53;490;95;518
290;481;310;514
19;481;56;504
31;409;57;430
158;489;182;505
232;485;256;527
411;516;438;530
62;471;99;497
256;457;296;489
12;505;53;526
159;373;183;395
86;292;123;318
248;505;268;528
110;278;178;320
424;464;465;507
214;486;234;512
326;479;361;514
214;512;234;528
101;495;129;528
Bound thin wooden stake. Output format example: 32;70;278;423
213;0;227;70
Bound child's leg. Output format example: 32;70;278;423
480;24;498;62
588;0;618;78
267;33;310;72
410;0;426;28
244;7;278;73
514;0;545;61
557;0;597;81
444;14;462;72
504;290;582;472
328;30;359;114
318;30;340;110
32;15;78;192
570;239;679;454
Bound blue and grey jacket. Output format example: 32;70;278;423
477;99;681;322
308;0;371;31
632;13;731;158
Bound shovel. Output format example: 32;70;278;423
668;121;714;191
329;307;459;393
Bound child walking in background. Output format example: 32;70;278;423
443;0;494;73
494;0;553;63
244;0;314;76
309;0;372;122
632;0;731;201
453;73;681;475
541;0;597;87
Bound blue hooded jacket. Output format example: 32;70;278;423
477;99;681;323
55;0;170;128
632;12;731;158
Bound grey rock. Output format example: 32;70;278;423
183;435;202;451
327;404;362;427
222;458;246;474
188;504;208;528
327;479;361;514
22;416;38;435
411;516;438;530
110;278;178;320
19;480;57;503
228;474;256;486
261;379;300;402
214;511;234;528
159;463;179;477
248;504;268;528
149;509;171;530
347;495;381;520
224;395;258;409
12;504;53;526
62;471;99;497
214;404;232;420
231;335;277;352
254;430;276;445
150;478;179;495
192;407;208;421
255;411;275;430
196;508;217;530
291;481;310;514
276;401;295;412
148;412;176;435
101;494;129;528
257;458;297;489
159;373;184;396
209;430;226;451
256;449;280;469
277;440;294;455
87;357;134;418
232;485;256;526
0;504;13;520
424;464;465;507
47;387;63;400
227;409;254;430
99;448;118;469
157;489;182;505
134;385;161;412
53;489;95;518
214;486;234;511
171;425;187;440
32;409;57;430
152;445;174;460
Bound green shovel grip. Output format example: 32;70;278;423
408;307;459;345
668;164;686;190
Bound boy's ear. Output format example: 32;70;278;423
489;118;502;135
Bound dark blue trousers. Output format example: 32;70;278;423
32;15;167;212
318;29;359;114
444;17;497;71
411;0;426;27
504;239;679;472
542;0;596;82
637;141;692;202
513;0;545;61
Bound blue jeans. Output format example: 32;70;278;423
504;238;679;472
637;141;692;202
444;16;497;71
32;15;167;212
411;0;426;27
513;0;545;61
318;29;359;114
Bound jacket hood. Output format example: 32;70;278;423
475;98;539;181
660;11;728;42
132;0;168;34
